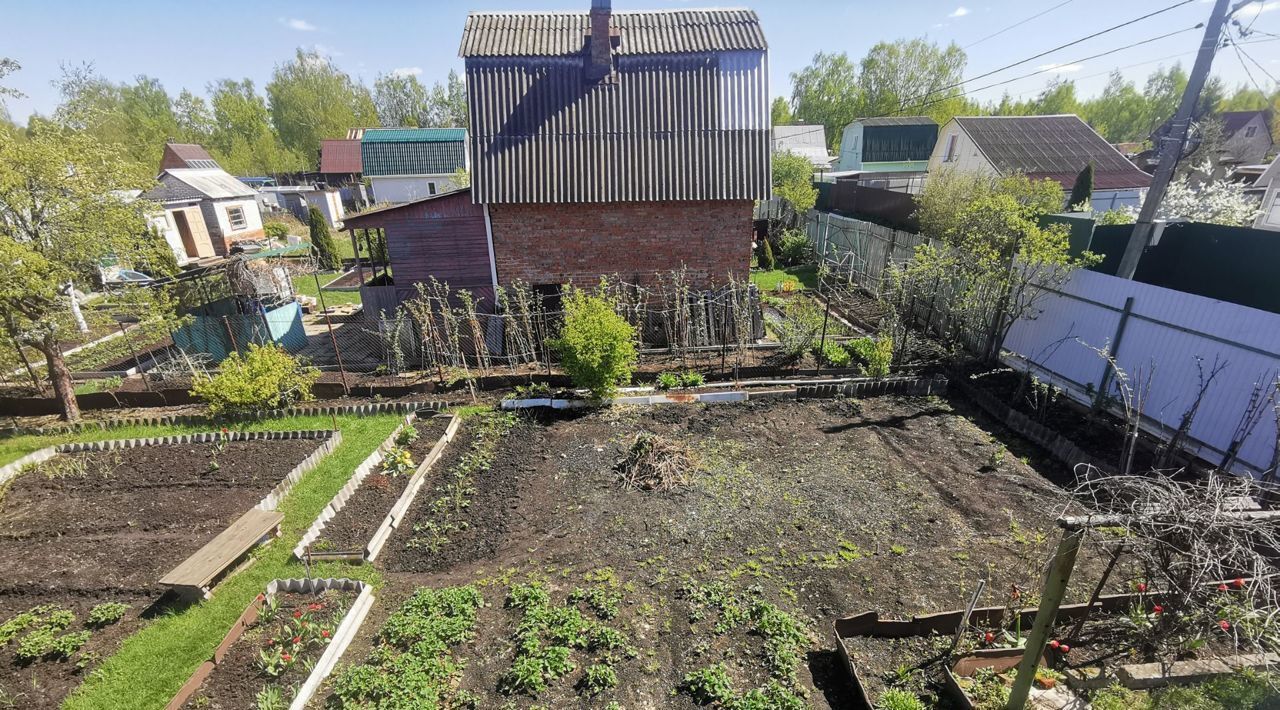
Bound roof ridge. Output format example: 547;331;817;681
466;7;754;15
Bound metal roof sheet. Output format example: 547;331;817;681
162;168;258;199
856;116;937;127
319;139;363;174
361;139;467;177
954;115;1151;190
459;8;766;57
361;128;467;143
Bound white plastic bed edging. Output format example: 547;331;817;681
366;413;463;562
293;413;418;560
267;578;375;710
501;391;750;409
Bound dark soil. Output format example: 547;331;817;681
346;396;1115;708
312;416;450;554
0;591;150;710
0;438;321;593
180;589;356;710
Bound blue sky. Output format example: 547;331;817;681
3;0;1279;120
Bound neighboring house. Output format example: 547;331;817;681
318;138;363;186
772;125;833;169
261;185;347;228
929;115;1153;210
835;117;938;173
1250;154;1280;231
360;128;468;204
142;143;265;260
1219;110;1273;167
341;1;769;312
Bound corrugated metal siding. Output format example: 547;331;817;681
361;140;467;177
363;128;467;143
459;10;766;58
358;192;492;298
467;50;769;203
1003;268;1280;477
862;123;939;163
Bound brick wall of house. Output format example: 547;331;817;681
488;200;752;288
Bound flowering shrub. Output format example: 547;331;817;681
190;343;319;415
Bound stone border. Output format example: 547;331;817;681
0;400;446;438
366;414;463;562
164;577;373;710
954;378;1107;472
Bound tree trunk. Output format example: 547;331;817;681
38;334;79;421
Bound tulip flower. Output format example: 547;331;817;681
1219;620;1231;631
1136;583;1147;593
1233;578;1246;589
1048;640;1060;650
1153;605;1163;614
1218;584;1229;592
1059;644;1071;654
984;632;995;644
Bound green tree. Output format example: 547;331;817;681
308;207;341;271
857;39;967;124
208;78;304;175
0;57;21;99
374;73;428;127
551;284;637;400
1081;72;1148;142
423;70;468;127
772;151;817;213
0;123;161;419
1068;162;1093;211
916;168;1064;242
790;52;861;150
771;97;793;126
173;89;215;145
266;49;378;168
1033;78;1079;116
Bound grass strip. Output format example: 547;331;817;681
57;412;401;710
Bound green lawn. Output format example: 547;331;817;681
49;412;405;710
750;265;819;292
293;271;363;307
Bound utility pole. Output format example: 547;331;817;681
1115;0;1236;279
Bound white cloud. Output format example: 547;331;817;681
1038;62;1084;73
1236;1;1280;18
949;6;970;18
391;67;424;78
279;17;317;31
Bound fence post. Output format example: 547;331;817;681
222;316;239;356
880;228;898;295
816;296;831;374
1093;296;1135;410
313;272;350;395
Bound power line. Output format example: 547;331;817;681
1232;37;1280;87
898;0;1200;112
964;0;1076;49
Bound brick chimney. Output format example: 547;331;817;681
586;0;617;82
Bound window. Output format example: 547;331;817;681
1246;126;1258;138
428;182;437;196
942;133;959;162
226;206;247;231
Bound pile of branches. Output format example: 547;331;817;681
615;432;698;491
1073;468;1280;659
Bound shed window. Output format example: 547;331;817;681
226;206;247;230
428;182;437;196
942;133;959;162
1245;126;1258;138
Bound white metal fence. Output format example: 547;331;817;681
806;210;1280;477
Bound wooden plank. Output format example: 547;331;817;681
160;509;284;589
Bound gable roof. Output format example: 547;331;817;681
459;8;766;58
360;129;468;177
953;115;1151;190
145;168;257;201
341;188;473;227
1221;110;1269;136
857;117;937;127
320;139;363;174
772;125;832;168
159;143;220;172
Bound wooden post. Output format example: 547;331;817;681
348;229;364;284
816;296;831;373
222;316;239;355
119;321;150;391
1006;528;1083;710
314;272;350;395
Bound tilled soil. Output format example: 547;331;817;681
313;416;450;554
339;396;1114;709
181;590;356;710
0;439;321;593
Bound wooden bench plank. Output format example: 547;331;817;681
160;509;284;589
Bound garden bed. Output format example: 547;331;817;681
0;433;335;706
301;415;452;559
170;578;373;710
332;395;1117;707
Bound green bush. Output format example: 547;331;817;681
263;221;290;240
190;343;319;415
655;371;705;390
846;336;893;378
778;229;812;267
815;341;851;368
776;298;824;359
760;238;776;270
877;689;927;710
308;207;342;271
656;372;681;391
551;285;638;400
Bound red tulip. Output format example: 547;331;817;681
292;636;302;644
1219;620;1231;631
266;639;274;646
282;653;292;662
1218;584;1229;592
1136;583;1147;593
321;630;331;638
1233;578;1246;589
1059;644;1071;654
1048;639;1060;650
1153;605;1164;614
984;632;995;644
293;610;303;619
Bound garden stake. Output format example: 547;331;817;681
816;297;831;374
950;578;986;656
1068;544;1124;641
313;272;349;395
1007;527;1083;710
